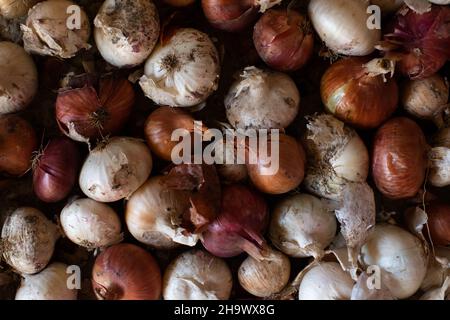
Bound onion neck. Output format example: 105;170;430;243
363;58;396;81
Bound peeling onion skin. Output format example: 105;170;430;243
94;0;160;68
139;28;220;107
0;42;38;115
15;262;78;300
163;249;232;300
21;0;91;59
1;207;60;275
0;0;40;19
372;117;428;200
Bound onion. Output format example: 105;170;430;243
56;76;135;142
201;185;268;259
308;0;381;56
253;9;314;72
15;262;78;300
426;202;450;246
164;0;195;7
163;249;232;300
201;0;282;32
0;0;40;19
298;262;354;300
0;41;38;114
94;0;160;68
370;0;404;13
60;198;122;250
269;193;337;259
92;243;162;300
139;28;220;107
421;247;450;292
372;117;428;199
303;114;369;201
225;67;300;131
0;115;37;176
360;224;428;299
429;0;450;4
79;137;152;203
214;135;248;184
21;0;91;58
1;207;60;274
435;127;450;148
238;247;290;298
429;147;450;187
321;57;398;129
32;137;81;203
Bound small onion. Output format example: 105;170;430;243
163;249;232;300
1;207;59;274
321;57;398;129
298;262;354;300
238;247;290;298
426;202;450;246
308;0;380;56
421;247;450;292
60;198;122;250
372;117;428;200
360;224;428;299
225;67;300;131
269;193;337;258
32;137;81;203
139;28;220;107
21;0;90;58
0;115;37;176
15;262;77;300
253;9;314;72
0;41;38;114
94;0;160;68
92;243;162;300
79;137;152;202
0;0;40;19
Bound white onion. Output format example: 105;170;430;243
298;262;354;300
125;176;198;249
225;66;300;131
360;224;428;299
0;0;40;19
269;193;337;259
139;28;220;107
421;247;450;292
21;0;90;58
429;147;450;187
15;262;77;300
94;0;160;68
308;0;381;56
1;207;59;275
163;249;232;300
0;41;38;115
79;137;152;203
60;198;122;250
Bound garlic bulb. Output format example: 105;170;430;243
60;198;122;250
79;137;152;203
429;147;450;187
298;262;354;300
360;224;428;299
303;114;369;200
125;176;198;249
163;249;232;300
0;42;38;114
0;0;40;19
21;0;90;58
94;0;160;68
238;248;290;298
225;67;300;131
421;247;450;292
1;207;59;274
139;28;220;107
269;193;337;259
15;262;77;300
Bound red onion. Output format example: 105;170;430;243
426;202;450;246
201;185;269;259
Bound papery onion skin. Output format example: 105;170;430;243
372;117;428;200
426;202;450;246
321;57;398;129
33;137;80;203
201;0;258;32
92;243;162;300
0;115;37;176
253;9;314;72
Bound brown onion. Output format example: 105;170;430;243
33;137;81;203
372;117;428;199
0;115;37;176
321;57;398;129
253;9;314;72
426;202;450;246
56;76;135;142
247;133;306;195
92;243;161;300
